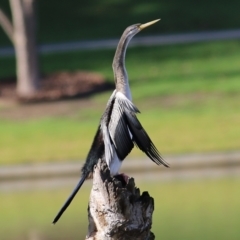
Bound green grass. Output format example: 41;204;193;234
1;178;240;240
0;182;90;240
1;0;240;46
0;118;98;164
0;40;240;165
0;100;239;165
152;178;240;240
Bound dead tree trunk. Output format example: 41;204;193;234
86;159;155;240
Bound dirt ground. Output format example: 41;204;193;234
0;71;114;120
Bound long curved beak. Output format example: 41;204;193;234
139;19;160;30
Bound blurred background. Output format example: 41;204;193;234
0;0;240;239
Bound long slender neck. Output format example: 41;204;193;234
112;34;132;100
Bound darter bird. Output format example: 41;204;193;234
53;19;169;224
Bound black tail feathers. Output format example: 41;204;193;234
52;174;87;224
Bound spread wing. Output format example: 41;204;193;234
101;91;169;168
107;92;138;160
100;91;135;167
124;109;168;167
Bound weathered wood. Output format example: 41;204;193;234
86;159;155;240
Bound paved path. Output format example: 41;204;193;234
1;151;240;192
1;29;240;57
1;150;240;179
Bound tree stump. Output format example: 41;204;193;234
86;159;155;240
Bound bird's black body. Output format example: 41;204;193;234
53;19;169;224
81;126;105;177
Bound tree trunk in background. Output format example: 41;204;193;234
0;8;14;43
9;0;39;98
86;159;155;240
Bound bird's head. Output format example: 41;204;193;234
123;19;160;39
113;18;161;68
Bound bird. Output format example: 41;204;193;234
52;19;169;224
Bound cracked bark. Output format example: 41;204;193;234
86;159;155;240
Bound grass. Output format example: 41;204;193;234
152;178;240;240
0;182;90;240
0;40;240;165
1;0;240;46
0;101;239;165
0;118;99;164
1;178;240;240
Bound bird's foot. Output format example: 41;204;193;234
114;173;130;186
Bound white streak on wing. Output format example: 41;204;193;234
101;124;113;168
108;99;123;148
127;126;132;139
114;93;137;142
101;123;122;175
100;90;117;169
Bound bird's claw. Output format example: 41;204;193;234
114;173;130;186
